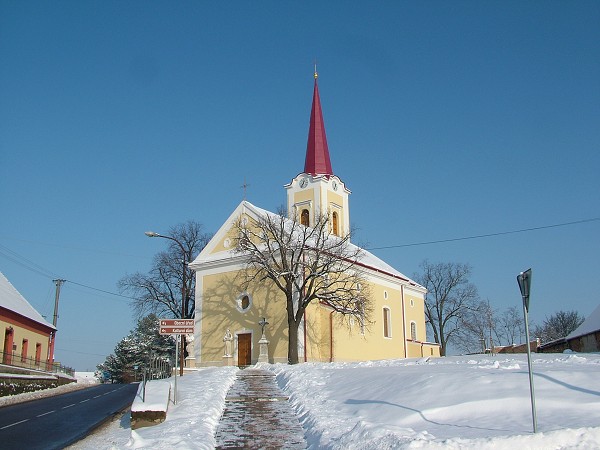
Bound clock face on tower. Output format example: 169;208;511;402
299;178;308;188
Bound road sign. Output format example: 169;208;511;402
160;326;194;335
158;319;195;335
159;319;194;327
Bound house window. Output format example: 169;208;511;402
410;322;417;341
332;212;339;236
236;292;252;313
383;307;391;338
301;209;310;226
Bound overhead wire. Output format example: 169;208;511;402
366;217;600;251
1;216;599;297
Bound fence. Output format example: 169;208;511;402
0;351;74;377
139;353;174;402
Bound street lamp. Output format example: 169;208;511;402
146;231;188;377
517;268;537;433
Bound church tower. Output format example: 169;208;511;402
285;71;351;237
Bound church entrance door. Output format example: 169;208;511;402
238;333;251;367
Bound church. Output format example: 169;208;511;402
189;73;440;367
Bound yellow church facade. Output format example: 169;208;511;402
189;75;440;367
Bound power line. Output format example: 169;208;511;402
2;216;598;297
0;243;60;279
0;244;137;301
67;280;137;301
366;217;600;251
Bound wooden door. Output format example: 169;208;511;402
237;333;252;367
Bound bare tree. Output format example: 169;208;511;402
454;300;491;354
534;310;585;343
118;221;212;320
234;207;372;364
497;306;525;346
413;260;479;356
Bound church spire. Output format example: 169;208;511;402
304;70;333;176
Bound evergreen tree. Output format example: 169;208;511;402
97;314;175;383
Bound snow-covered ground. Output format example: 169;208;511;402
62;354;600;448
0;371;98;407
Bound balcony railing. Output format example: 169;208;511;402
0;351;74;377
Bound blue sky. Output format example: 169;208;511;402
1;2;599;370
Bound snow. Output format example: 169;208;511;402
131;380;171;413
566;303;600;340
0;271;55;329
65;354;600;449
0;371;98;407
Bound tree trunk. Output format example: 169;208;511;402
288;319;299;364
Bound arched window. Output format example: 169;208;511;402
410;321;417;341
301;209;310;226
383;307;391;338
332;212;339;236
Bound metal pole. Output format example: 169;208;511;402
173;335;178;404
145;231;187;376
523;301;538;433
518;268;537;434
180;256;186;376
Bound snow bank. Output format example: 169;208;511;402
70;354;600;449
265;354;600;449
127;367;238;449
131;380;171;413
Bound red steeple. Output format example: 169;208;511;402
304;72;333;176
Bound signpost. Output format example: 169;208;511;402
158;319;195;404
517;268;537;433
159;319;194;335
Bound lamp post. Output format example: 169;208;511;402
517;268;537;433
146;231;188;377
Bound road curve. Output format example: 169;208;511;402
0;383;138;450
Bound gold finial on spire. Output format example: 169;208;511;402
314;59;318;79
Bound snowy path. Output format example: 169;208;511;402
214;368;306;449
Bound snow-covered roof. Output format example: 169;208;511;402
0;271;56;330
191;201;423;289
566;303;600;340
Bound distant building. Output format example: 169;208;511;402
538;304;600;353
0;272;56;371
189;74;440;367
494;339;539;354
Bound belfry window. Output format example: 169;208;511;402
301;209;310;226
332;212;339;236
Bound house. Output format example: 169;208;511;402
537;304;600;353
189;73;440;367
0;271;56;371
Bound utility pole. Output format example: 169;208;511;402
52;279;65;327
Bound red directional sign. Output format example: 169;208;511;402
158;319;195;335
160;326;194;335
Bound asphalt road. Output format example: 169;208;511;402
0;383;138;450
